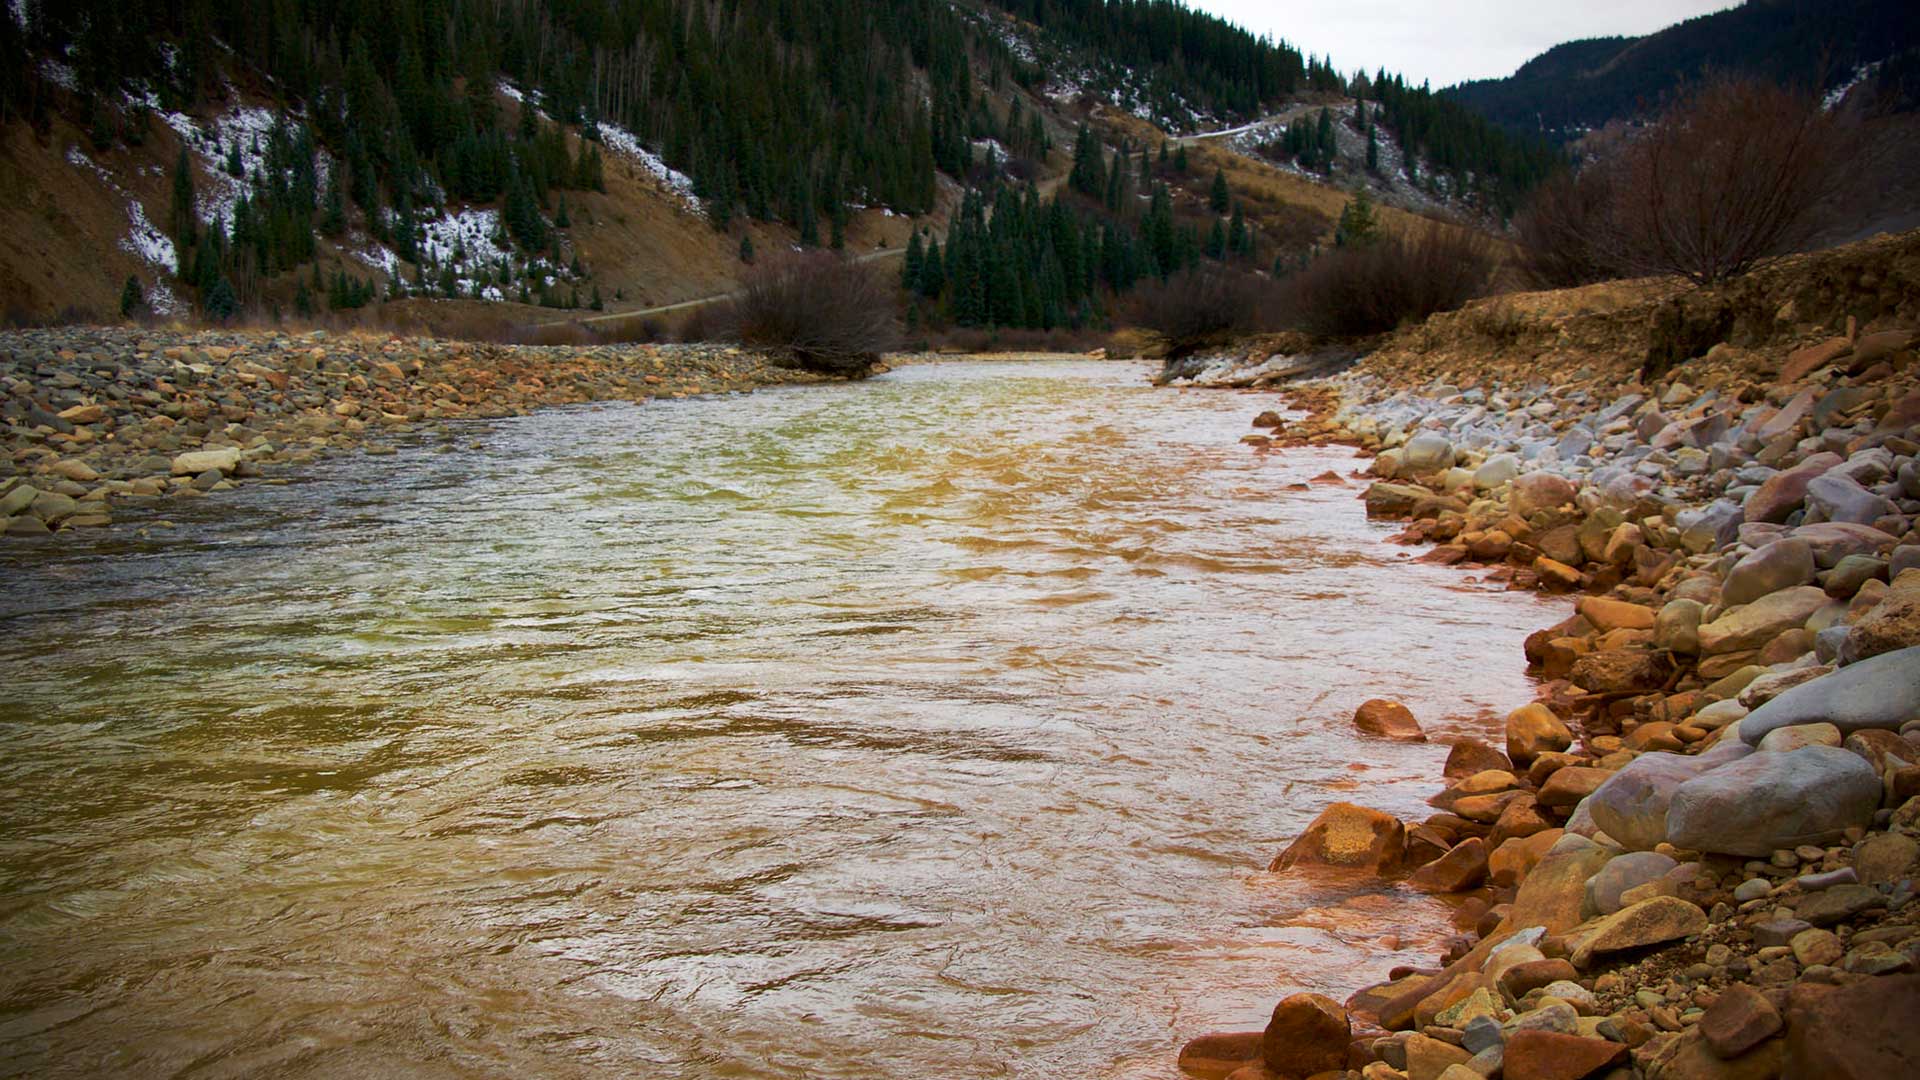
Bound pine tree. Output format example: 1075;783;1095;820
1228;204;1248;258
204;277;238;321
903;231;925;289
1366;124;1380;172
590;285;603;311
1204;218;1226;259
739;234;755;263
294;276;313;316
169;148;197;247
119;275;144;318
1174;145;1189;173
555;195;571;228
1334;189;1379;248
1209;167;1230;213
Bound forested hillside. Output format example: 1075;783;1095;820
0;0;1561;327
1445;0;1920;136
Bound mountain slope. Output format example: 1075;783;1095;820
1445;0;1920;136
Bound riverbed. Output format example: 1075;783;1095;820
0;360;1555;1078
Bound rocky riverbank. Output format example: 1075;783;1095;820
1177;243;1920;1078
0;327;819;538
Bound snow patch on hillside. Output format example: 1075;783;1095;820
591;121;697;206
64;145;181;310
417;208;513;270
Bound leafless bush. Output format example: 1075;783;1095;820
1514;167;1620;289
727;252;901;376
1516;74;1854;288
1610;75;1852;284
1279;220;1495;339
1126;266;1275;357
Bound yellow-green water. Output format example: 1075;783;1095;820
0;360;1552;1078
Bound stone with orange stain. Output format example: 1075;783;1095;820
1269;802;1406;876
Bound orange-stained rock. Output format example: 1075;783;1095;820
1488;828;1565;888
1444;738;1513;779
1503;1030;1626;1079
1177;1031;1262;1080
1354;699;1426;741
1408;837;1489;893
1260;992;1350;1077
1507;703;1573;765
1269;803;1405;876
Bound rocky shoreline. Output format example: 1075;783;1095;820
0;327;821;539
1176;308;1920;1078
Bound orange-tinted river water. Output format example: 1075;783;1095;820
0;360;1553;1078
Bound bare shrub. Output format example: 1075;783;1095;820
1610;75;1852;284
1126;266;1274;358
1280;220;1495;339
727;252;900;376
1517;75;1854;288
1514;167;1620;289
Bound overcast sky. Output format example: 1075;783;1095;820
1185;1;1740;89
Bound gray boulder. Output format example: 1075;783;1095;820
1739;646;1920;745
1585;851;1680;917
1585;743;1751;852
1402;433;1455;474
1806;474;1894;526
1697;586;1829;655
1666;747;1884;856
1720;539;1816;608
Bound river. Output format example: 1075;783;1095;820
0;359;1553;1078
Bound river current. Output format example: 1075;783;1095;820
0;360;1551;1078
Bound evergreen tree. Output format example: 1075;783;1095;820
1174;145;1189;173
1334;189;1380;248
204;277;238;321
1228;204;1249;258
169;148;197;247
555;195;570;228
119;275;144;318
739;234;755;263
1204;217;1226;259
1366;123;1380;171
294;275;313;316
903;231;925;289
1209;167;1230;213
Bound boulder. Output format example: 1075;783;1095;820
1354;699;1426;742
1696;586;1829;655
1654;599;1706;655
1577;597;1656;632
1178;1032;1262;1080
1409;837;1489;893
1699;982;1781;1060
1507;703;1573;766
1501;1030;1626;1080
1260;992;1350;1078
1843;570;1920;662
1666;747;1884;856
1586;751;1733;852
1402;433;1456;474
1569;896;1707;968
1791;522;1899;568
1744;453;1842;523
1475;453;1521;491
1739;646;1920;744
1512;472;1577;517
1756;722;1842;753
1720;539;1816;608
1444;738;1513;780
1570;649;1672;694
1538;767;1611;809
1807;473;1895;526
170;447;243;476
1584;851;1678;917
1496;836;1618;937
1269;802;1405;875
1785;974;1920;1079
1366;482;1430;518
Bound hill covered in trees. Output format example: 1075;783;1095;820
0;0;1561;326
1445;0;1920;137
